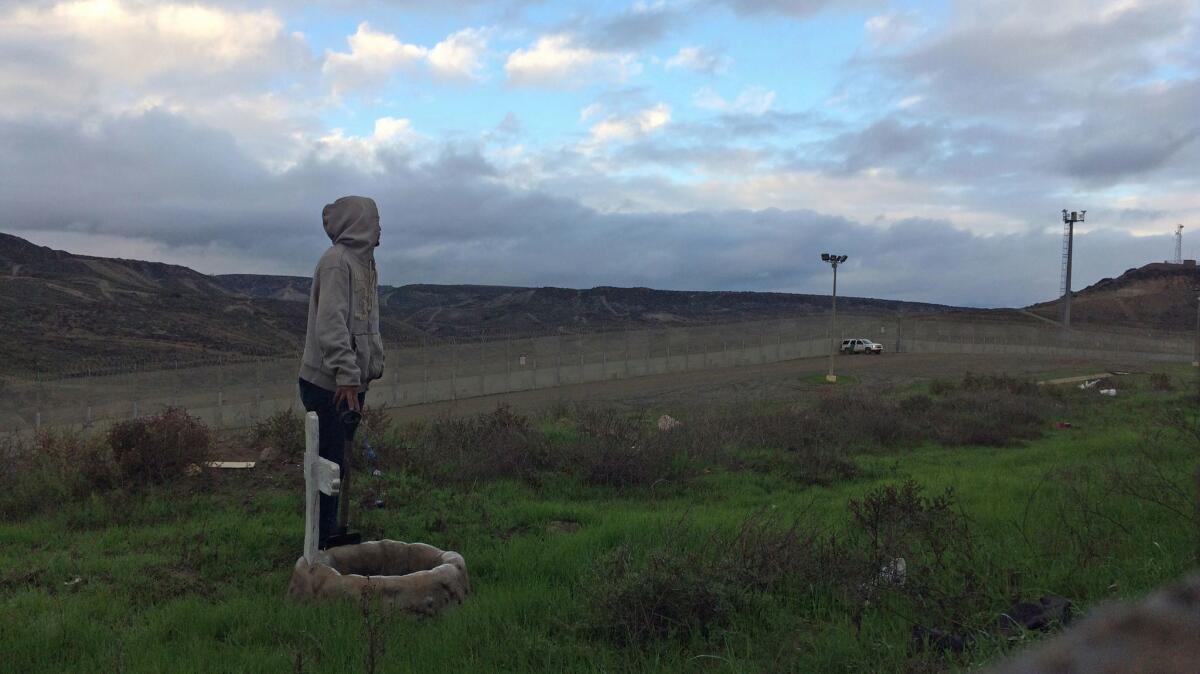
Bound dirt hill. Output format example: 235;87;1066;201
212;275;957;337
0;232;963;375
1027;261;1200;330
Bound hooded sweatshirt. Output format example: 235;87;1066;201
298;196;385;392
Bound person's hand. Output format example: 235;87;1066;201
334;385;360;411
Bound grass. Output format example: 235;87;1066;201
1;369;1197;673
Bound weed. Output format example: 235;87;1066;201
248;408;305;462
1150;373;1174;391
582;541;742;645
107;407;210;486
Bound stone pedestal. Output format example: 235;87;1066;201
288;540;470;616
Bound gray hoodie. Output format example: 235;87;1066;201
298;196;385;392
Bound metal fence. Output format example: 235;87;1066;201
0;313;1192;433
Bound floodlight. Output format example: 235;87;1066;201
821;253;830;261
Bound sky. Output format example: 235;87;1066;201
0;0;1198;307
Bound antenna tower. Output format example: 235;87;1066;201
1175;224;1184;264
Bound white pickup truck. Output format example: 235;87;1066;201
840;338;883;355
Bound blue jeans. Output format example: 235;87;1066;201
298;378;365;545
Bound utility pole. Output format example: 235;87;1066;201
821;253;848;382
1060;209;1085;328
1175;225;1184;264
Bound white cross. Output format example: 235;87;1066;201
304;411;341;564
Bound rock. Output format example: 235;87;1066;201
657;414;681;431
986;574;1200;673
287;540;470;617
912;624;969;653
257;446;277;464
547;520;581;534
998;595;1073;635
184;463;202;477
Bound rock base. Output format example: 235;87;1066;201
287;540;470;617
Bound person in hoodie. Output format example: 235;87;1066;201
298;195;386;548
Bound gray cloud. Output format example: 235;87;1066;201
714;0;873;18
0;109;1184;308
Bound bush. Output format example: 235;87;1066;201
248;408;305;461
582;541;743;645
381;406;551;483
107;407;210;486
0;428;114;518
926;390;1046;446
1149;372;1173;391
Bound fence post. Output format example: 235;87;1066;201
472;333;482;395
557;335;563;387
423;341;430;402
624;330;631;378
451;338;457;400
34;370;42;431
506;337;512;391
216;356;224;427
392;351;400;406
254;359;263;421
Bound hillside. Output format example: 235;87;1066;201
1027;261;1200;330
0;233;424;375
213;276;956;336
0;232;961;375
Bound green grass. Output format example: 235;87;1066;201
2;371;1198;673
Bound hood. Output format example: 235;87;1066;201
322;196;380;257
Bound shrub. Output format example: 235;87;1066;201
381;406;551;483
0;428;114;518
927;390;1046;446
248;408;305;461
1149;372;1173;391
582;542;742;645
107;407;210;486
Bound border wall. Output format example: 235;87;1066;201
0;313;1191;433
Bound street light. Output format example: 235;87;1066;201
1061;209;1085;328
822;253;848;382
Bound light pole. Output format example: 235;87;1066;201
1061;209;1085;328
822;253;848;383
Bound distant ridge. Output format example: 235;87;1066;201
1026;260;1200;330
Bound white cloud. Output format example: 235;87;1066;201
0;0;300;88
865;11;923;48
505;33;641;88
428;27;490;81
588;103;672;143
693;86;775;115
323;23;493;92
315;116;423;171
665;46;730;75
322;22;427;95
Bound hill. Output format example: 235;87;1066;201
0;233;421;375
213;274;957;337
1026;261;1200;330
0;232;960;375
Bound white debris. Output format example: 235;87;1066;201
880;557;907;586
1099;389;1117;397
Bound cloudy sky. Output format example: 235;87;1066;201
1;0;1197;307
